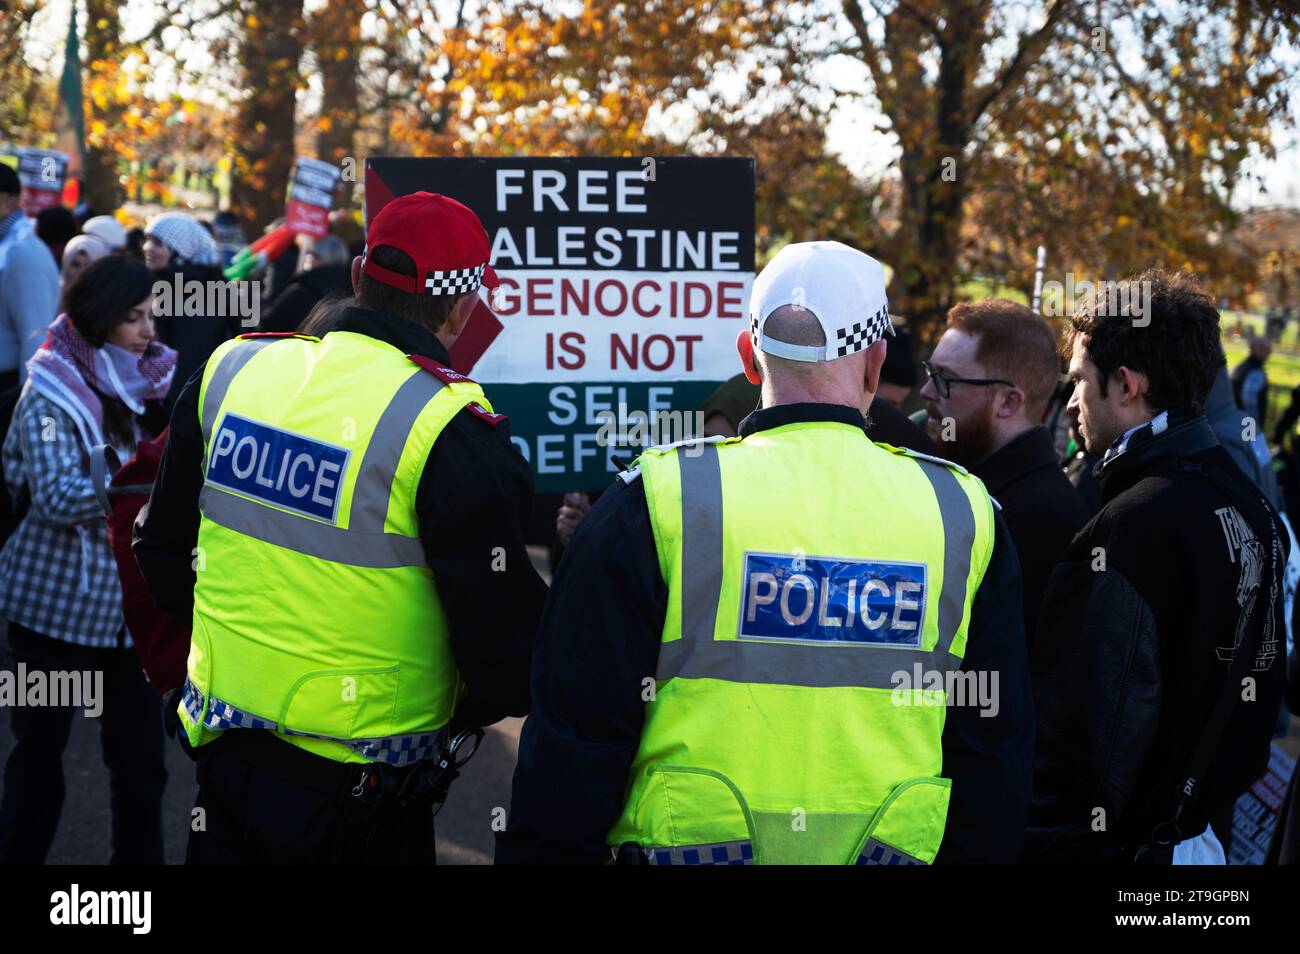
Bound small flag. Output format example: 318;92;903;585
55;4;84;182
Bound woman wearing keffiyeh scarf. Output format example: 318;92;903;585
0;254;175;864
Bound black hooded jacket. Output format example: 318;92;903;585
1024;411;1287;863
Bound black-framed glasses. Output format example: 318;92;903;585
922;360;1015;399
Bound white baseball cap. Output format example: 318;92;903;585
748;240;893;362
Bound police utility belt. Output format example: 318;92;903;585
200;723;484;815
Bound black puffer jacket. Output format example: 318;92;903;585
1024;411;1287;863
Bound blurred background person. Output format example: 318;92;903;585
34;207;79;267
124;227;147;264
0;163;59;392
920;299;1089;649
80;215;128;254
58;233;114;296
258;233;353;333
143;211;239;407
1205;349;1282;510
875;322;918;409
0;254;176;864
211;210;246;269
1231;332;1271;438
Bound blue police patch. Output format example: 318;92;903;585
738;551;927;647
206;413;350;523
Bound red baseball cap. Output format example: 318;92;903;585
361;191;492;296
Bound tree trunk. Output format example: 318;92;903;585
82;0;122;212
230;0;306;236
314;0;361;208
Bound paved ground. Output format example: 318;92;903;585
0;548;549;865
0;694;521;865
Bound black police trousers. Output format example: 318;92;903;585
184;731;437;865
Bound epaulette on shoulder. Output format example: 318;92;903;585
406;354;479;386
617;435;737;486
238;331;318;341
462;401;508;428
884;443;1000;510
882;442;971;476
644;434;736;455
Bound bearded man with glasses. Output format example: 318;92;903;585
919;299;1090;649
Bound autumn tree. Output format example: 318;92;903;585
832;0;1299;342
375;1;869;259
0;2;55;144
228;0;307;234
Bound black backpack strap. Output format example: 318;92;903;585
1137;457;1284;861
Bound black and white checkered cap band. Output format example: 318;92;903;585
424;262;486;296
834;305;892;358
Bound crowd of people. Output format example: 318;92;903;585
0;164;1295;866
0;164;359;862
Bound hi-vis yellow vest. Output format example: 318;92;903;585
607;419;996;864
179;331;495;765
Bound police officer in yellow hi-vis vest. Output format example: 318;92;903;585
135;193;546;864
498;241;1034;865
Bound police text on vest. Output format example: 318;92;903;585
739;552;927;647
207;413;351;522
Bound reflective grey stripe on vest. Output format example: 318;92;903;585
910;457;977;662
645;840;754;865
201;338;278;452
349;370;447;534
679;443;724;642
856;837;926;865
660;443;979;689
200;485;428;568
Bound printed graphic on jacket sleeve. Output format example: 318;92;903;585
1215;505;1280;671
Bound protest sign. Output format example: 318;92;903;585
6;147;69;216
1230;743;1295;864
285;157;341;238
366;156;755;491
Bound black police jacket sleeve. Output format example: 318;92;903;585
934;509;1035;864
497;476;664;865
414;410;548;731
496;483;1034;865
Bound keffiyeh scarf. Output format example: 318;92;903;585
26;314;178;455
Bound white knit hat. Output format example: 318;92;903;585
145;211;219;267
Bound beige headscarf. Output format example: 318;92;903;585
60;233;114;283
